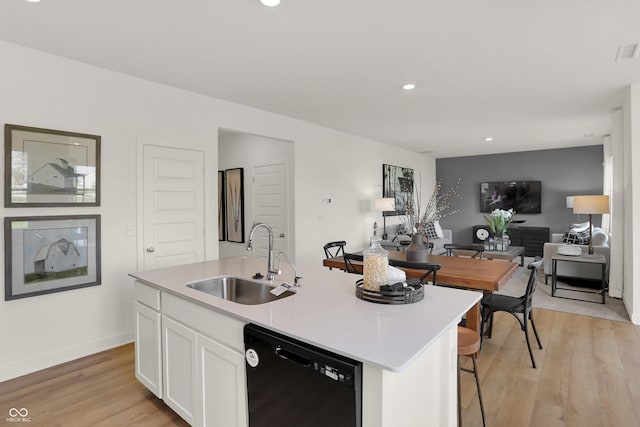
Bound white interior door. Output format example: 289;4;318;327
252;163;289;258
143;145;205;270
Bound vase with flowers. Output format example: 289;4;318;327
401;178;461;262
483;208;514;251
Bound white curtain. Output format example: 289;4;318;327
601;136;612;233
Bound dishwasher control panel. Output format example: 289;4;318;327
314;361;354;385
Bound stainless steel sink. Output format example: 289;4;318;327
186;276;295;305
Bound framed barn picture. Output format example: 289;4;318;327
225;168;244;243
4;215;101;300
4;124;101;207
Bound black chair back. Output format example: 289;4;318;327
444;243;485;258
343;252;364;274
522;259;542;311
323;241;346;259
388;259;441;285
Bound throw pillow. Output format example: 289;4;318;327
570;221;592;233
591;228;608;246
433;220;444;238
425;223;439;240
562;230;590;245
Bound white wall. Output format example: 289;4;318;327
0;41;435;380
623;84;640;324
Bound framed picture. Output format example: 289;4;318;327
4;124;101;207
382;164;414;216
4;215;101;301
225;168;244;243
218;170;226;241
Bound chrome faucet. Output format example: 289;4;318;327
276;251;302;287
247;222;279;280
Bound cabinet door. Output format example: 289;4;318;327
197;334;248;427
163;315;198;425
134;301;162;398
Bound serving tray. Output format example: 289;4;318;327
355;279;424;305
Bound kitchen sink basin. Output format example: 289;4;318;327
186;276;294;305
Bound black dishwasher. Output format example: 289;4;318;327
244;324;362;427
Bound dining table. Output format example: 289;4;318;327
322;251;520;335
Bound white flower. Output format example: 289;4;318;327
485;208;515;234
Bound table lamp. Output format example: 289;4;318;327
572;195;609;255
374;197;395;240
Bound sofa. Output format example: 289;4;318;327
542;226;610;284
382;224;452;255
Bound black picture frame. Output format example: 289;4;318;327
225;168;245;243
218;170;226;241
4;124;101;207
5;215;102;301
382;164;414;216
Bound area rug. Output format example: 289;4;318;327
496;257;629;323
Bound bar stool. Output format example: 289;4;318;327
457;326;486;427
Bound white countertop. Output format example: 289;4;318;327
129;256;481;372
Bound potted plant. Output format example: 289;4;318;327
483;208;515;251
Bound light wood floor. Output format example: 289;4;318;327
460;308;640;427
1;308;639;427
0;343;188;427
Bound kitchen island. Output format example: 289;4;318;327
130;256;481;427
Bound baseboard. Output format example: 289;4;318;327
0;331;134;383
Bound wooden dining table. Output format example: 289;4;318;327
322;251;520;335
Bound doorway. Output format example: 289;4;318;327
218;130;294;260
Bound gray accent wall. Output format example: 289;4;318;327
436;145;604;243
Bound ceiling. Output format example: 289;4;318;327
1;0;639;158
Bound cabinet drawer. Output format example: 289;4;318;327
134;281;161;310
163;293;246;353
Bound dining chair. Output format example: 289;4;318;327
390;259;484;426
343;252;363;274
387;259;440;285
480;259;543;368
323;241;346;270
444;243;485;258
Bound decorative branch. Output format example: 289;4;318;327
401;177;462;235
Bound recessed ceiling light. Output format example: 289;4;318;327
484;137;494;142
402;83;416;90
260;0;280;6
25;0;41;3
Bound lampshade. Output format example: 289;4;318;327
566;196;574;209
374;197;395;212
573;195;609;214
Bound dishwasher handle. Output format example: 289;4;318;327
274;345;312;368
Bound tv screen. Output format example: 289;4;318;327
480;181;541;214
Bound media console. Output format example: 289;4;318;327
472;225;549;257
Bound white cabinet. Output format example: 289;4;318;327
196;334;247;427
162;315;198;425
134;299;162;398
134;286;248;427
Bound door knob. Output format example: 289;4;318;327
146;246;155;253
279;233;285;238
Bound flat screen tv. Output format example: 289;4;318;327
480;181;541;214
